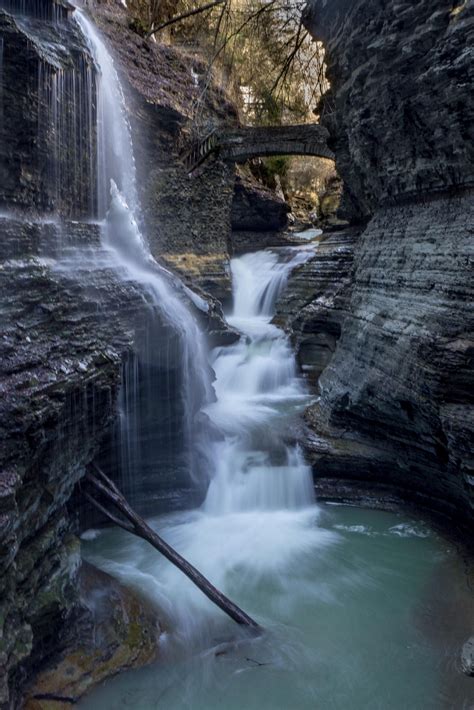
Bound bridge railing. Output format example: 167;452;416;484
182;130;219;175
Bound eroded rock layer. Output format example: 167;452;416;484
275;228;358;387
0;1;235;703
302;0;474;522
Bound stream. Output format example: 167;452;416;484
80;247;474;710
81;490;473;709
74;8;473;709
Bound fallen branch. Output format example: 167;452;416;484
146;0;227;39
84;464;260;630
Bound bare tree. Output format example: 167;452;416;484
129;0;327;126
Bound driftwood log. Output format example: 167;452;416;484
84;465;260;630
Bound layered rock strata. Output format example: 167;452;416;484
302;0;474;523
0;214;148;706
306;0;474;223
275;228;358;387
0;1;235;703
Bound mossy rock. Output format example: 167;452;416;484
23;563;161;708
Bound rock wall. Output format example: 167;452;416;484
302;0;474;523
306;0;474;223
0;214;150;706
230;170;290;255
275;228;358;387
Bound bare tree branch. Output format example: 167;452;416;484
146;0;227;38
84;465;260;630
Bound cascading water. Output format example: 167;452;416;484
82;239;334;648
81;243;473;710
75;0;332;656
203;248;316;514
74;10;215;507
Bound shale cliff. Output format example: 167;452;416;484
301;0;474;524
0;1;234;704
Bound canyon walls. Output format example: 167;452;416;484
302;0;474;523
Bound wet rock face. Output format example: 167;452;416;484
0;215;149;706
0;220;225;704
299;0;474;522
22;562;160;708
230;172;290;254
0;7;97;217
306;0;474;222
0;4;134;701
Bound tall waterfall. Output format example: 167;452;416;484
76;6;325;641
75;10;215;506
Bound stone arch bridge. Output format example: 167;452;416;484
183;124;334;174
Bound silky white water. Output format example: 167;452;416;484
82;244;326;633
81;243;343;646
75;10;215;493
75;5;319;518
203;248;316;515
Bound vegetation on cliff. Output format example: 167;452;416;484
126;0;327;126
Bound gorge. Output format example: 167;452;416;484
0;0;473;708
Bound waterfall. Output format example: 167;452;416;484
36;57;96;217
83;242;326;645
203;248;315;514
74;10;215;507
76;6;325;642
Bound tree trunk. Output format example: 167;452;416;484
84;465;260;631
